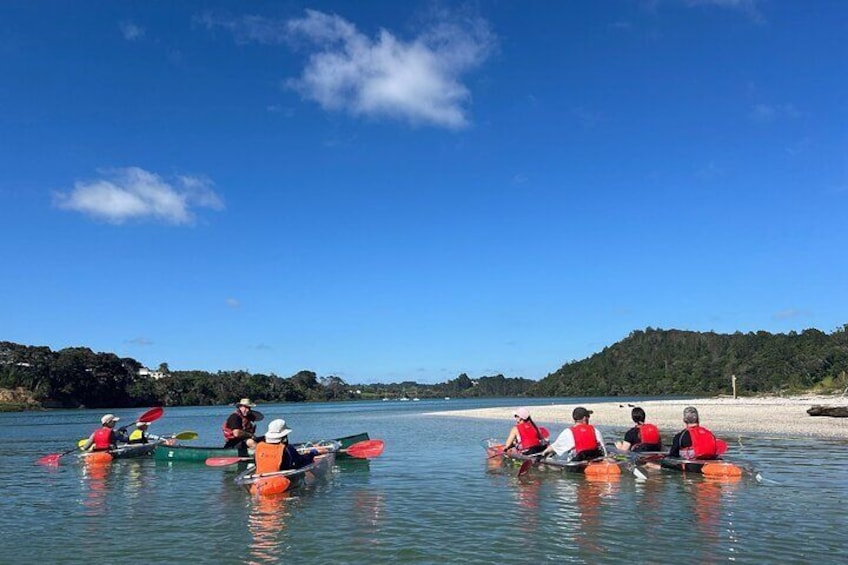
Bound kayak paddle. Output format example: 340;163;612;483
36;446;80;466
38;406;164;465
205;439;385;467
340;439;384;458
168;431;199;441
206;456;253;467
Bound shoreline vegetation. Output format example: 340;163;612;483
427;394;848;440
3;325;848;412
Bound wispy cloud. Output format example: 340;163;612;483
773;308;803;321
119;21;145;41
683;0;765;22
226;298;241;309
54;167;224;225
750;103;803;123
126;337;153;346
197;9;496;129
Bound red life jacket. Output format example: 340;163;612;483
92;427;114;450
572;423;600;455
516;421;542;450
222;411;256;441
681;425;718;459
254;442;284;475
637;423;661;445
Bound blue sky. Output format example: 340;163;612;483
1;1;846;384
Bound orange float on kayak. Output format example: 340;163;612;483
82;451;113;466
584;461;622;477
249;476;292;497
701;462;743;478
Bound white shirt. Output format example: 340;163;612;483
549;426;606;459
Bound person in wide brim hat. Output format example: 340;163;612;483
253;418;327;475
223;398;261;451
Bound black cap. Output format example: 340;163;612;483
572;406;593;420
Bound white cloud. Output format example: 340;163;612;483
120;21;145;41
199;10;495;129
54;167;224;225
226;298;241;309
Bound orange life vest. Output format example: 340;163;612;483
254;442;284;474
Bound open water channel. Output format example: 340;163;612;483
2;397;847;563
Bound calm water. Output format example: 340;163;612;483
3;397;847;564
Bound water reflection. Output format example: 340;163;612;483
80;459;110;517
247;494;293;565
685;475;742;563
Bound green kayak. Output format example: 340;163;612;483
154;432;370;463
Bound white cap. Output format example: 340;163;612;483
101;414;120;425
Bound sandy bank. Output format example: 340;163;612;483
426;395;848;440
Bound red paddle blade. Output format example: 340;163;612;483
716;439;728;455
206;456;252;467
343;439;384;458
37;454;61;466
540;427;550;440
135;406;164;425
517;459;533;477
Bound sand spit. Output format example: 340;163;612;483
426;395;848;440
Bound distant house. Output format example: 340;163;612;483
138;367;167;380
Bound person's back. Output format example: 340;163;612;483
669;406;718;459
617;407;663;452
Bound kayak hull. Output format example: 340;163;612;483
484;438;621;475
154;432;369;463
235;452;337;496
79;442;157;464
660;456;743;477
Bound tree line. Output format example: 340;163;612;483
0;341;535;409
3;325;848;409
528;325;848;397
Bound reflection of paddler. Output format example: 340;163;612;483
689;475;741;558
248;492;290;563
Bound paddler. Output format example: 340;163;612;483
615;407;663;452
668;406;719;459
223;398;263;453
80;414;128;452
540;406;606;462
128;421;156;444
254;419;326;474
503;407;547;455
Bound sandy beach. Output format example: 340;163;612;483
427;395;848;440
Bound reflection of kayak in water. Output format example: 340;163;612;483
234;451;337;497
483;438;624;477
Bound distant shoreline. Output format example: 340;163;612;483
426;395;848;440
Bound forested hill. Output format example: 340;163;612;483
3;325;848;409
529;326;848;397
0;340;535;409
